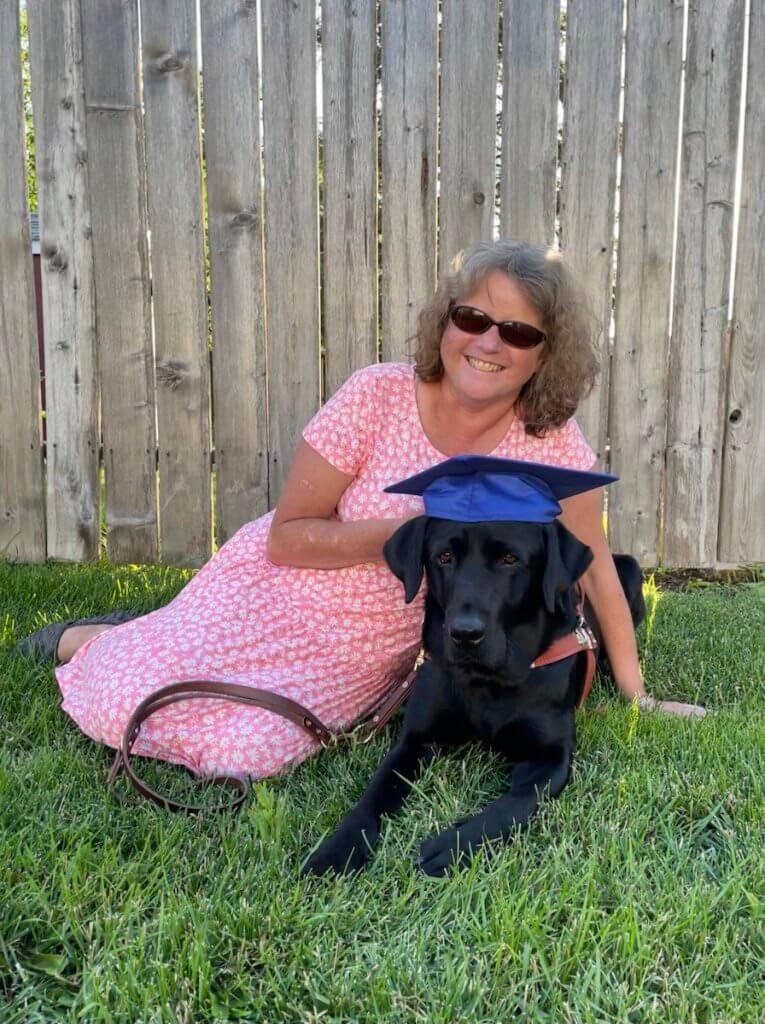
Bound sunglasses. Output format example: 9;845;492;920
448;304;547;349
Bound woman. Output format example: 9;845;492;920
21;240;705;780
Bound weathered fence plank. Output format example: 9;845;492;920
559;0;622;464
665;0;743;567
0;1;46;563
501;0;560;247
322;0;377;395
81;0;158;564
200;0;268;546
261;0;320;500
609;0;684;568
140;0;211;567
719;1;765;563
439;0;498;274
381;0;437;363
28;0;100;562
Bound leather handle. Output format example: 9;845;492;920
108;748;250;815
108;679;339;814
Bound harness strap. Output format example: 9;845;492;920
530;581;599;707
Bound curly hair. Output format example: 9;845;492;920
411;239;601;438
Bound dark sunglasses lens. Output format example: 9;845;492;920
451;306;491;334
451;304;545;348
498;323;545;349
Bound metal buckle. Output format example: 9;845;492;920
574;616;591;647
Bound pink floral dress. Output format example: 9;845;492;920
56;363;596;778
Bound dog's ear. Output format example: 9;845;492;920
542;520;594;614
382;516;428;603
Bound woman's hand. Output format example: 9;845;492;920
590;696;708;718
637;695;707;718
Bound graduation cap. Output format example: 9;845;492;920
384;454;618;524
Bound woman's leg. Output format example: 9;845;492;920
57;624;116;664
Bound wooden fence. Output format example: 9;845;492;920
0;0;762;570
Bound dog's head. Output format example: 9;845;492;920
383;517;593;680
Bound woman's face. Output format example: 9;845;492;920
439;270;546;410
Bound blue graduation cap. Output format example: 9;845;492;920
384;454;618;524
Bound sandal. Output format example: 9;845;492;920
17;609;142;665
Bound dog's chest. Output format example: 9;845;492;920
460;686;521;748
458;683;563;761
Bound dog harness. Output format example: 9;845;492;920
528;579;599;707
108;581;599;814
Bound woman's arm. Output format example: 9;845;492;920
267;440;415;569
558;486;646;699
558;481;706;718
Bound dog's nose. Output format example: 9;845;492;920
449;616;486;647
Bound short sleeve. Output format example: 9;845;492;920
302;365;378;476
557;417;597;470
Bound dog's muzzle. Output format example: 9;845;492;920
445;614;532;681
448;613;486;648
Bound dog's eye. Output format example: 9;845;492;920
502;553;518;565
437;551;453;565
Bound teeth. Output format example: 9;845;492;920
466;356;503;373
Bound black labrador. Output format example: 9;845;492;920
303;516;645;877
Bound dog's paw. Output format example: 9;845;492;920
416;827;474;877
301;827;375;877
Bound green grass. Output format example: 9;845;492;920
1;558;763;1023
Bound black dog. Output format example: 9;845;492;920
303;516;645;877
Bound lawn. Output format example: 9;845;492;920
1;557;763;1023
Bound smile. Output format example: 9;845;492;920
465;355;504;373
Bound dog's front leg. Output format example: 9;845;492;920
417;753;572;876
302;731;436;876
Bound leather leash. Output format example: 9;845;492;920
108;583;597;813
107;671;419;814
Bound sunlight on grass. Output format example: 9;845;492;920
642;571;663;647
